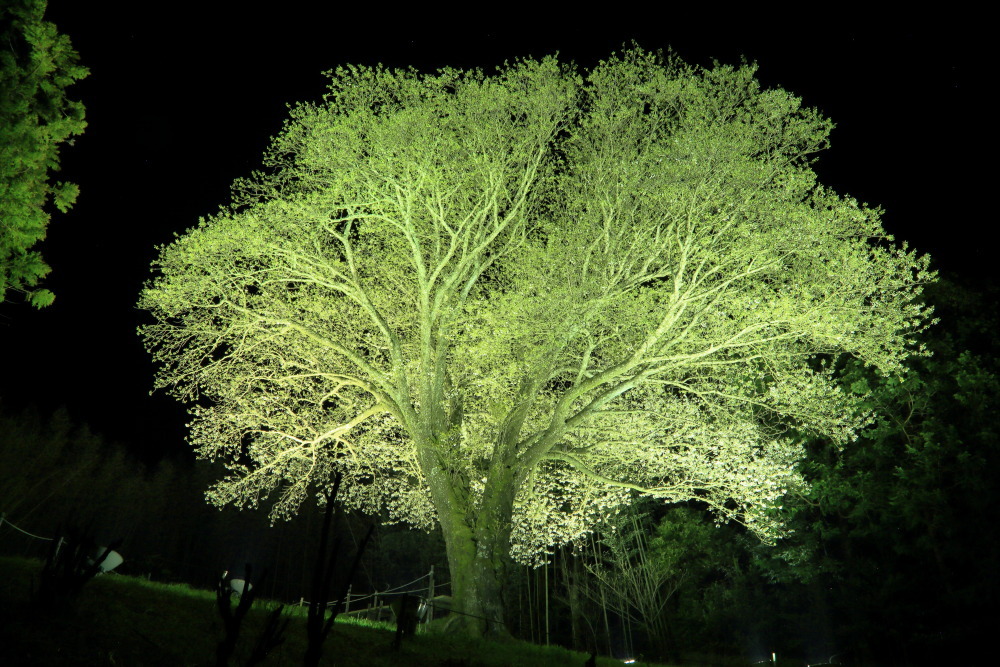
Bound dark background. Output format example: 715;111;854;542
0;6;988;462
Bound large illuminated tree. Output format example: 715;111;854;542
139;49;933;636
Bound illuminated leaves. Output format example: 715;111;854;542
140;48;933;563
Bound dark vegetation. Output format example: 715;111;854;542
34;524;121;613
1;276;997;666
214;563;288;667
2;557;659;666
302;473;374;667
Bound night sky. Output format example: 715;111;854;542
0;6;987;462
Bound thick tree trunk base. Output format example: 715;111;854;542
437;613;513;641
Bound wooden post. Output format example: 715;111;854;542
299;597;304;607
426;565;435;625
344;585;352;614
373;592;379;621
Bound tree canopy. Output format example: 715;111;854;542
0;0;88;308
746;277;1000;660
139;48;933;632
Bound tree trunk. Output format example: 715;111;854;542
423;449;518;639
436;490;514;637
562;547;584;651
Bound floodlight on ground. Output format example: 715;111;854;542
88;546;123;573
230;578;253;596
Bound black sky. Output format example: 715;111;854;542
0;5;988;461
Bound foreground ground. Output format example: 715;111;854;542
0;556;682;667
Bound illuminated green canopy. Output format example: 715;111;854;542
139;49;933;566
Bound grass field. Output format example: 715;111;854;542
0;556;679;667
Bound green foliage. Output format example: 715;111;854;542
748;276;1000;662
0;0;88;307
139;47;933;631
647;506;723;576
582;502;734;660
140;47;931;540
778;279;999;573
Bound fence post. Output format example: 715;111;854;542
299;597;304;607
373;592;379;621
426;565;435;625
344;584;352;614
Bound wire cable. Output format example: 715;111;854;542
0;515;54;541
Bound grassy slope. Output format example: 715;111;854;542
0;557;676;667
